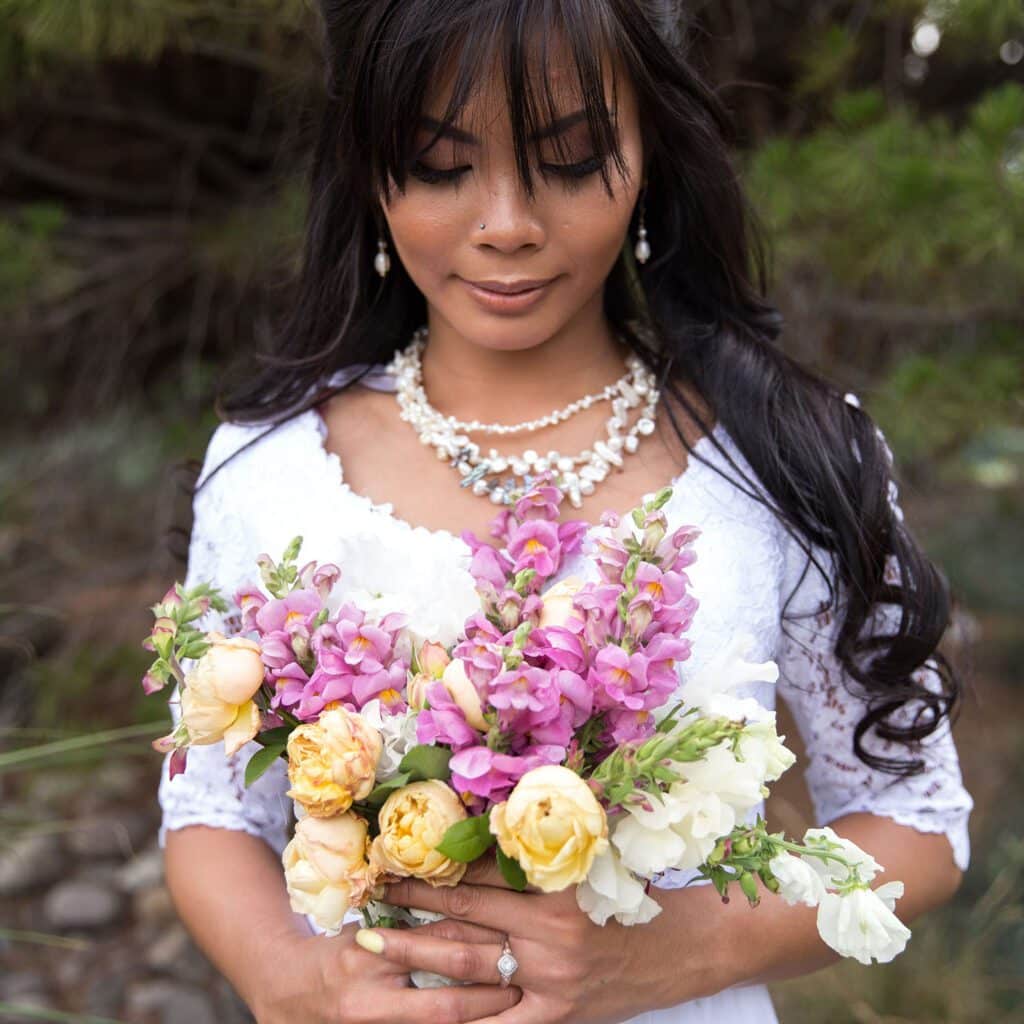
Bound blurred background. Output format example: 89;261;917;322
0;1;1021;1021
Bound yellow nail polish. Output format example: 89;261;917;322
355;928;385;954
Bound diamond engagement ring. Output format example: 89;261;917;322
496;936;519;987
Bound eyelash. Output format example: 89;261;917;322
409;153;606;188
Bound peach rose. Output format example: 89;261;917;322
287;707;382;818
283;813;379;933
369;780;468;886
179;633;265;756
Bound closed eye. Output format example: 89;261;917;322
408;154;607;186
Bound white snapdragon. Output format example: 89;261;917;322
768;851;827;907
576;847;662;927
816;882;911;964
612;794;690;876
359;699;419;781
677;742;765;815
735;715;796;783
677;632;779;723
802;826;882;886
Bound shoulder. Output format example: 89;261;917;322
195;413;318;495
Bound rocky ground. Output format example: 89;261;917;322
0;759;255;1024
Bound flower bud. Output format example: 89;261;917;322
738;871;760;905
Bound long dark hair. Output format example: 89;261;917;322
192;0;961;775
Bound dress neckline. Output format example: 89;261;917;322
306;362;727;550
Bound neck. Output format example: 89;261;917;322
416;294;629;425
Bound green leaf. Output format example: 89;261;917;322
245;744;286;786
255;726;294;747
364;772;412;807
435;814;495;862
399;744;452;782
496;847;527;891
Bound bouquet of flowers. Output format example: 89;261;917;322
144;477;911;968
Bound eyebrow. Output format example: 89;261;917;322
418;107;601;145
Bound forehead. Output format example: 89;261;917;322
421;31;626;128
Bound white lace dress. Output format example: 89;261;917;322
158;365;973;1024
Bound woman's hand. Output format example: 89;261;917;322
249;918;521;1024
368;856;705;1024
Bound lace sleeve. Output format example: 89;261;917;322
157;423;292;856
774;400;973;872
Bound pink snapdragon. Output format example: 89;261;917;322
589;646;651;711
416;680;483;750
508;520;561;578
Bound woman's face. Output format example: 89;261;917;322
379;45;645;353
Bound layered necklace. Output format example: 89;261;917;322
386;326;661;508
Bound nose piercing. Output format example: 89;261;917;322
479;223;485;229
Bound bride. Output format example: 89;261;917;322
158;1;973;1021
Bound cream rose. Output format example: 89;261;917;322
369;780;468;886
283;813;378;933
439;659;488;731
180;633;265;756
489;764;609;893
191;631;265;704
538;577;585;630
287;707;382;818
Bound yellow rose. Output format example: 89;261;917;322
489;764;609;893
287;707;382;818
538;577;585;630
440;659;488;732
369;780;468;886
283;813;378;933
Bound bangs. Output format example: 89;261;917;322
352;0;632;201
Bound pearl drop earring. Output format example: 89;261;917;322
634;187;651;265
374;236;391;278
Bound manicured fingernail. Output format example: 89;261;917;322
355;928;384;954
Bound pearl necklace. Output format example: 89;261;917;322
387;327;661;508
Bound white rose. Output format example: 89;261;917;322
538;577;585;630
802;826;882;886
816;883;911;964
768;851;827;907
576;847;662;927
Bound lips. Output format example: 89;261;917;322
465;278;555;294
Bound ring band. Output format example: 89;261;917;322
496;936;519;987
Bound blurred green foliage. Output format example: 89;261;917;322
747;83;1024;303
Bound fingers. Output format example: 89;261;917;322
461;852;515;889
358;926;509;986
415;917;507;945
390;982;521;1023
385;878;526;933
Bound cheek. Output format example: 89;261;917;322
385;193;461;286
556;187;636;279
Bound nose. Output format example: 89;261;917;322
474;175;545;254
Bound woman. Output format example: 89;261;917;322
159;2;972;1021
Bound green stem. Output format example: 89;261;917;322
0;723;163;772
